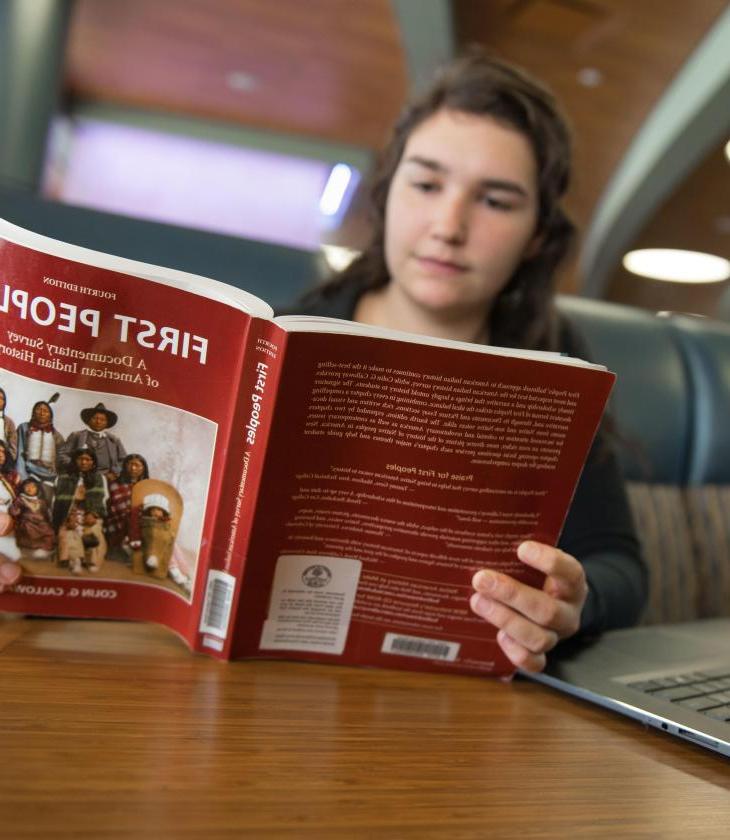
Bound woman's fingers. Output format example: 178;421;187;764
469;592;560;654
470;541;590;672
0;560;21;592
472;568;576;638
517;541;587;597
497;629;547;673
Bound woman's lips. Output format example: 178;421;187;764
414;255;468;276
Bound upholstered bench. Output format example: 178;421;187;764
559;296;730;624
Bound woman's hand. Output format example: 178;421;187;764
469;540;587;673
0;559;22;594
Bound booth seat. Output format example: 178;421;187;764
558;296;730;624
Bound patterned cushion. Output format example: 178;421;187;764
626;483;698;624
684;485;730;620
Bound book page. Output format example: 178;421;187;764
275;314;606;369
232;331;614;676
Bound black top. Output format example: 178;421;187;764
281;282;648;636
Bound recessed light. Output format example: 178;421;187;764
623;248;730;283
226;71;259;92
577;67;603;88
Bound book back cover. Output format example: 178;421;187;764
230;330;614;676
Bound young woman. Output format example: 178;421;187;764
291;50;647;672
105;453;150;549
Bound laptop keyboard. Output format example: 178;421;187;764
627;667;730;722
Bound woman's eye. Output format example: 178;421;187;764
482;195;513;211
412;180;439;193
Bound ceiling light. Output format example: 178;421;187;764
226;71;258;92
623;249;730;283
725;139;730;163
577;67;603;88
319;164;353;217
320;244;360;272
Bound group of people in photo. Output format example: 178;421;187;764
0;387;192;593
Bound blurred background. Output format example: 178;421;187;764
0;0;728;314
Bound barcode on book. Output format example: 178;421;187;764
381;633;460;662
198;570;236;638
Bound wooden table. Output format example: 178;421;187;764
2;615;729;838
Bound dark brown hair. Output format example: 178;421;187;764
303;48;575;350
119;453;150;484
0;440;13;473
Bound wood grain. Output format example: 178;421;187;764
64;0;406;149
2;616;729;838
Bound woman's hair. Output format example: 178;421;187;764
0;440;12;473
303;48;575;350
119;453;150;483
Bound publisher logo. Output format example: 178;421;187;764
302;564;332;588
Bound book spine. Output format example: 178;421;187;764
194;318;285;658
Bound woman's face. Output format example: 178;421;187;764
126;458;145;480
384;109;539;318
0;392;5;410
76;453;95;473
32;403;52;425
0;447;5;466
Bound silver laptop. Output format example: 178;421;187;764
523;618;730;758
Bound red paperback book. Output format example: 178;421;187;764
0;217;614;676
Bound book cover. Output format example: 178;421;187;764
0;228;261;649
229;330;613;676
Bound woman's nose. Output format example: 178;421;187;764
431;195;469;244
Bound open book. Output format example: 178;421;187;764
0;217;614;676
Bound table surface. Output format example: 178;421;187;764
2;615;729;839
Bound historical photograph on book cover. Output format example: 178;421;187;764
0;369;216;600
